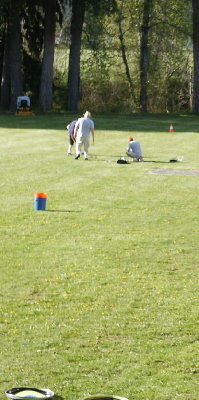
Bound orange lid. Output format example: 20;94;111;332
34;193;48;198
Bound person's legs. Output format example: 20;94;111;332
75;137;82;159
67;144;72;154
126;150;136;158
83;137;89;159
67;135;75;155
126;150;141;161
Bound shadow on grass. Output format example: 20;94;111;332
46;210;81;213
0;112;199;133
54;395;64;400
143;160;171;163
90;155;171;163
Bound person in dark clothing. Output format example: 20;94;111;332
66;120;77;155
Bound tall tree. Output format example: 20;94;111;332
39;0;56;111
116;0;136;109
140;0;153;112
22;2;44;102
9;0;23;110
0;9;10;109
192;0;199;113
67;0;85;110
67;0;116;111
0;0;23;110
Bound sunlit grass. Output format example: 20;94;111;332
0;112;198;400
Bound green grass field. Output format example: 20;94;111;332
0;112;198;400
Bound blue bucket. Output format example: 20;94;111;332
34;193;48;211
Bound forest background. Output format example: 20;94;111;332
1;0;199;114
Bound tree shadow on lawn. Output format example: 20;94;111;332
1;112;199;133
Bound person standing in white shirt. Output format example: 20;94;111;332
74;111;94;160
126;136;144;161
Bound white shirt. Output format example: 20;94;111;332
75;117;94;138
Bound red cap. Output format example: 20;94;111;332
128;136;133;141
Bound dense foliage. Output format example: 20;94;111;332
0;0;197;112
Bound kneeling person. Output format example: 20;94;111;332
126;136;144;161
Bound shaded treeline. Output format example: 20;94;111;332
0;0;199;113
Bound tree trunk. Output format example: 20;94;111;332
67;0;85;110
192;0;199;113
1;1;23;110
117;8;136;109
140;0;152;113
0;16;10;109
9;0;23;110
39;0;56;111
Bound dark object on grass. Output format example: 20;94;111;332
169;158;178;162
117;158;130;164
5;388;54;400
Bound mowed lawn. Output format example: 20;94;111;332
0;112;198;400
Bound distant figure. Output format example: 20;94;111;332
126;136;144;161
74;111;94;160
66;119;77;155
17;95;31;109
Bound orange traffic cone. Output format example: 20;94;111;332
169;124;174;132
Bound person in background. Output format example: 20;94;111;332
66;119;77;155
16;95;31;113
126;136;144;161
74;111;94;160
